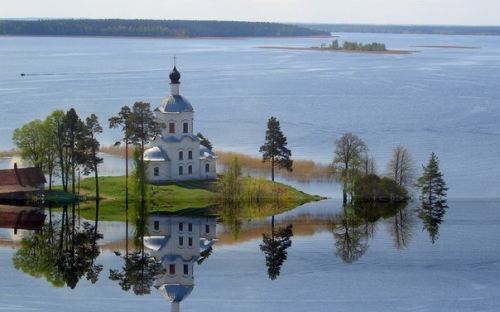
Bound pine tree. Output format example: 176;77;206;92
259;117;293;181
416;152;448;205
416;152;449;243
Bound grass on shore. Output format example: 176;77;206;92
3;146;335;182
73;176;219;221
216;150;335;182
67;175;322;222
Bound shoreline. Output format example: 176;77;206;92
412;45;480;49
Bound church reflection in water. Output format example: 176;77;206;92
144;213;218;312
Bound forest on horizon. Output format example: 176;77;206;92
301;23;500;36
0;19;330;38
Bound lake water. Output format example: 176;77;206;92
0;33;499;198
0;34;500;311
1;198;500;311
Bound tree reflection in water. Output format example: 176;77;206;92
385;203;417;250
260;215;293;280
329;204;370;264
329;201;414;263
109;250;165;295
13;204;103;288
418;199;448;244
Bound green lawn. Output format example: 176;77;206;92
51;176;323;222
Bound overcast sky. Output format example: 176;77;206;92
1;0;498;26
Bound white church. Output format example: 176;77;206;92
144;65;218;182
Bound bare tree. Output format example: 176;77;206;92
386;145;416;189
333;133;368;203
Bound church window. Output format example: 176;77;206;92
169;264;175;275
188;237;193;247
205;224;210;234
179;236;184;246
188;223;193;232
188;151;193;160
153;167;159;176
169;123;175;133
205;163;210;173
183;264;189;275
183;122;188;133
179;222;184;231
179;151;183;160
188;165;192;174
179;166;183;175
154;221;160;231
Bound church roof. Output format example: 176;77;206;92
157;95;194;113
200;146;218;159
143;146;170;161
161;134;200;143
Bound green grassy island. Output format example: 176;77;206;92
59;176;324;222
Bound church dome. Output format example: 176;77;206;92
144;146;170;161
158;95;194;113
169;66;181;84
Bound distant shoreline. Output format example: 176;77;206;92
257;46;416;54
412;45;480;49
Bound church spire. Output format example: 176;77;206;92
169;56;181;95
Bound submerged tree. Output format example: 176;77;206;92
353;174;408;203
259;216;293;280
416;152;448;206
415;152;449;243
259;116;293;181
386;145;416;190
333;133;368;203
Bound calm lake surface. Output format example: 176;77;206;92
0;33;499;198
0;33;500;311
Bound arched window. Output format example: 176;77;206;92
179;151;183;160
188;165;193;174
188;150;193;160
205;163;210;173
179;166;183;175
169;122;175;133
153;167;160;176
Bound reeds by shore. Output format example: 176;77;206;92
4;145;336;182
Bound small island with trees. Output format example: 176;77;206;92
259;39;414;54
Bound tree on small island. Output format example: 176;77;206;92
322;39;387;52
259;117;293;182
